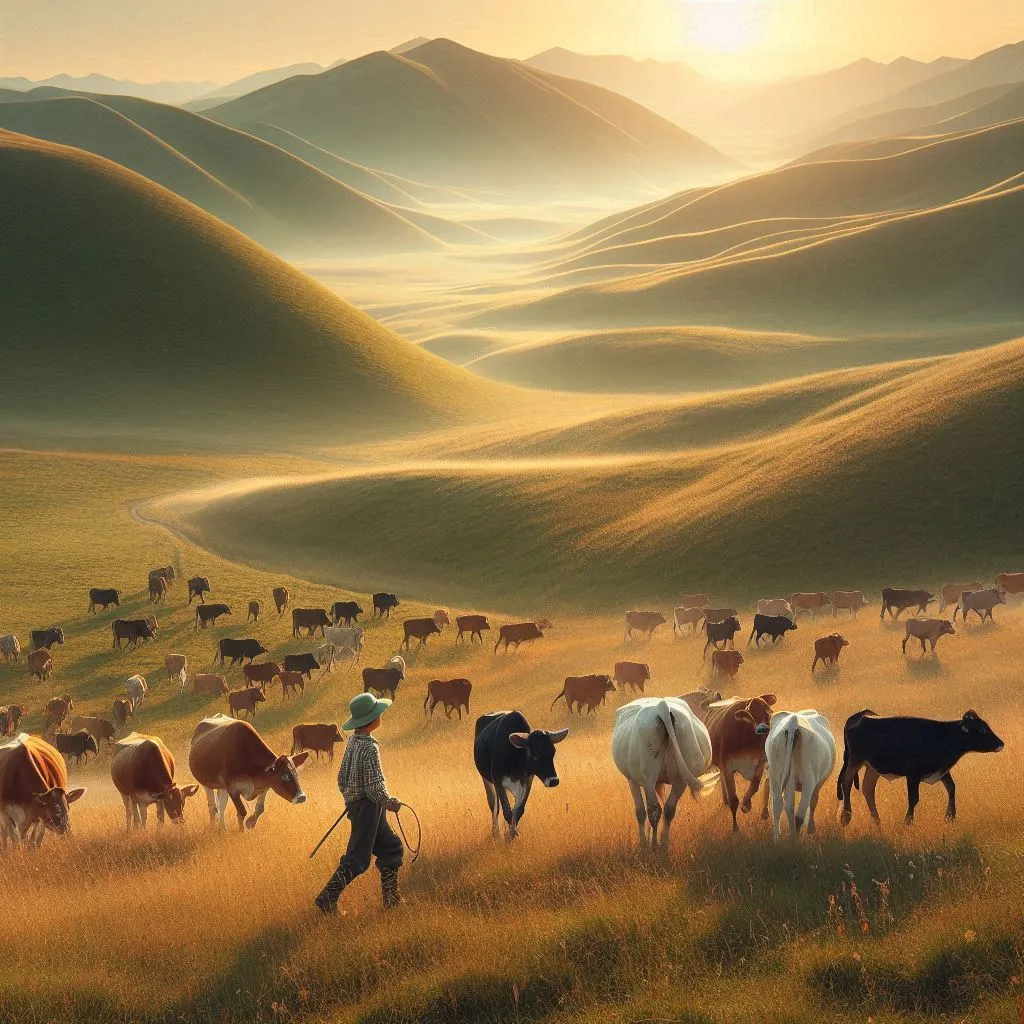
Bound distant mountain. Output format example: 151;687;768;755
390;37;431;54
191;63;327;105
205;38;739;198
0;72;214;104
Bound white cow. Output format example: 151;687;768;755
756;598;794;619
0;634;21;663
322;626;364;665
612;697;718;849
764;710;835;840
125;674;148;710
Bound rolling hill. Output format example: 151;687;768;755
0;72;214;104
0;132;522;449
206;38;739;198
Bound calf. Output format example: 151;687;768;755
672;606;705;634
881;587;934;620
112;697;134;732
272;586;290;616
765;710;836;840
242;661;283;691
373;592;400;618
902;618;955;655
711;649;744;678
940;581;984;613
624;610;667;641
149;575;168;604
247;600;263;623
279;671;305;699
832;591;868;617
228;686;265;719
956;588;1005;624
551;674;615;715
838;709;1003;826
812;633;848;672
791;592;831;617
165;654;188;693
125;675;148;710
0;708;11;737
747;613;798;646
291;723;343;761
292;608;331;638
703;616;741;656
613;661;650;694
195;603;232;629
494;621;544;653
401;617;441;651
473;710;568;839
330;601;363;626
88;588;121;613
456;614;490;643
27;649;53;681
31;627;64;651
55;730;98;766
187;576;211;605
193;673;229;697
70;715;116;749
43;696;74;735
5;706;25;733
111;734;199;829
362;657;405;700
424;678;472;720
283;653;320;679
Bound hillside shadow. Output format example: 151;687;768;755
903;657;946;678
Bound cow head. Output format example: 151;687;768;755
782;619;798;633
254;643;268;658
265;753;309;803
535;618;554;630
389;656;406;678
433;610;450;628
723;616;741;633
831;633;849;647
735;694;777;736
922;592;936;607
62;695;74;711
601;675;616;695
332;726;344;742
253;689;267;703
959;710;1004;753
100;721;116;743
54;628;65;645
306;654;321;670
939;620;956;638
995;591;1007;605
509;728;568;787
141;620;157;638
34;786;85;835
84;735;99;757
640;663;651;681
113;591;122;604
158;783;201;822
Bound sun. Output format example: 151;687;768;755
684;0;763;55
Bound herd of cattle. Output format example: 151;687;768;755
0;565;1020;851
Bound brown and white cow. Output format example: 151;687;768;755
0;734;85;850
27;649;53;682
756;598;794;619
812;633;849;672
710;649;744;678
423;678;472;719
111;734;199;830
832;591;869;617
791;592;831;617
112;697;134;732
551;674;616;714
624;611;667;641
42;695;74;735
228;686;265;719
613;661;651;694
902;618;955;655
291;723;344;761
165;654;188;693
940;581;984;613
188;715;308;830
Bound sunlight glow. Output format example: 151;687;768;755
682;0;765;55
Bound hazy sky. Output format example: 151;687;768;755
2;0;1021;83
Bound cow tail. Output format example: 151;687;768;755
837;709;874;799
550;687;566;711
781;718;799;818
656;699;714;800
423;689;431;717
494;633;502;654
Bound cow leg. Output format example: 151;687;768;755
661;783;685;849
904;775;922;824
627;781;647;847
740;760;765;814
806;780;825;834
721;771;740;832
245;791;268;830
496;782;518;839
121;795;133;831
482;779;500;838
939;772;956;820
211;788;229;829
861;765;882;826
760;776;771;821
769;773;784;840
510;779;533;837
138;802;149;829
156;803;166;826
227;792;247;830
643;784;662;846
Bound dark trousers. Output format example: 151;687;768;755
340;798;404;877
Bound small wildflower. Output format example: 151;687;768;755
964;930;977;943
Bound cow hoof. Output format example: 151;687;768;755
839;810;852;828
760;807;770;821
245;816;258;830
945;811;956;822
740;800;751;814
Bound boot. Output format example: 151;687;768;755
380;867;404;909
314;863;353;914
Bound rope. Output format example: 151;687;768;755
390;802;422;864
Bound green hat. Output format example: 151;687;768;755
343;692;392;731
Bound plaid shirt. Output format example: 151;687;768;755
337;734;391;805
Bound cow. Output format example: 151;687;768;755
956;588;1006;624
401;617;441;651
111;734;199;829
703;616;742;656
0;634;20;662
672;607;705;635
323;626;364;655
940;581;984;613
30;627;64;651
756;598;794;619
711;649;744;678
994;572;1024;597
791;593;831;617
112;697;134;732
902;618;955;655
624;611;667;641
242;661;283;691
272;586;290;616
216;638;267;667
149;575;168;604
551;674;616;715
455;614;490;644
0;734;85;850
148;565;175;586
433;610;450;630
679;688;723;717
694;694;778;832
88;588;121;613
613;661;651;695
5;706;25;733
764;710;836;840
112;618;155;650
880;588;934;620
292;608;331;638
680;594;711;609
55;730;98;766
811;633;849;672
832;591;869;617
494;621;545;653
125;675;148;710
0;709;10;737
188;715;308;830
373;593;400;618
27;649;53;681
362;657;406;700
247;600;263;623
193;673;229;697
195;603;231;629
424;679;473;720
747;613;798;646
837;709;1003;826
166;654;188;693
534;618;555;631
330;600;363;626
283;653;320;679
612;697;717;849
188;576;211;605
228;687;265;719
70;715;116;749
279;671;305;699
473;711;568;840
291;723;343;762
702;607;737;625
42;696;74;735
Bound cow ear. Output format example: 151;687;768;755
508;732;529;748
66;788;86;804
548;728;569;744
735;709;755;724
292;751;310;768
182;785;200;798
761;693;778;707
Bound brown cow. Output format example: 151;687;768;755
613;661;650;694
193;673;229;697
228;687;266;719
832;591;869;617
424;678;472;720
624;610;667;641
273;586;290;616
551;674;616;714
0;734;85;850
673;606;705;634
902;618;955;655
247;600;263;623
292;608;331;638
702;607;737;625
791;593;831;616
0;708;11;737
242;661;283;691
27;649;53;682
42;696;74;735
291;723;343;762
456;615;490;643
812;633;849;672
401;617;441;651
279;671;305;699
148;565;175;586
695;694;777;832
995;572;1024;596
6;706;26;733
70;715;117;748
188;715;308;830
149;575;168;604
679;593;711;609
111;734;199;829
165;654;188;692
494;622;545;653
112;697;134;732
711;649;744;678
940;581;984;613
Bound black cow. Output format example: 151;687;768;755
330;601;363;626
747;614;798;647
373;593;400;618
195;603;232;629
702;616;741;657
188;576;212;605
284;653;320;680
216;638;267;667
111;619;154;650
88;588;121;613
473;711;568;839
838;709;1004;826
54;730;99;766
880;588;934;620
30;627;64;650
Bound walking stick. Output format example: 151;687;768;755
308;806;350;859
